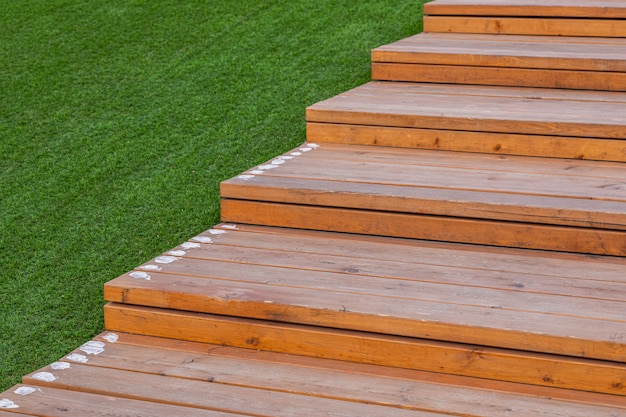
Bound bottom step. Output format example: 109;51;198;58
1;332;624;416
103;303;626;396
103;224;626;366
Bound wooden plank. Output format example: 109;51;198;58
424;0;626;19
372;62;626;92
0;384;234;417
45;332;626;415
87;332;626;408
103;304;626;395
220;145;626;230
220;198;626;255
373;33;626;72
22;363;432;417
424;16;626;37
104;224;626;361
306;82;626;139
184;224;626;284
130;243;626;303
306;122;626;162
105;270;626;361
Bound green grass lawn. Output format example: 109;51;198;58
0;0;423;391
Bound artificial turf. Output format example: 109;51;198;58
0;0;424;391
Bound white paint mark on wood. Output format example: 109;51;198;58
300;147;313;152
0;399;19;409
308;143;320;148
167;250;186;257
154;256;180;264
192;236;213;243
66;353;88;363
103;333;119;343
250;170;265;175
130;271;151;280
32;372;56;382
50;362;71;370
208;229;227;235
221;224;238;230
80;340;106;355
181;242;201;250
14;387;38;396
290;151;302;156
257;164;279;170
238;174;255;180
140;264;162;271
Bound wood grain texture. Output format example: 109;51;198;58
0;385;234;417
221;198;626;255
23;362;423;417
424;0;626;18
306;81;626;139
4;332;624;417
373;33;626;72
104;224;626;362
221;144;626;232
372;63;626;91
424;16;626;37
87;332;626;408
103;305;626;395
306;122;626;162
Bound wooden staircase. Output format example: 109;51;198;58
2;1;625;415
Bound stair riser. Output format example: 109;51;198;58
104;303;626;396
424;16;626;37
373;63;626;92
220;199;626;256
306;122;626;162
423;2;626;19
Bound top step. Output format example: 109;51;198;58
424;0;626;37
425;0;626;19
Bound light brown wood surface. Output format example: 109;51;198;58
83;332;626;407
104;224;626;363
372;62;626;91
220;143;626;231
221;199;626;255
374;33;626;72
372;33;626;90
306;122;626;162
3;332;624;416
103;306;626;395
424;16;626;37
306;82;626;139
424;0;626;18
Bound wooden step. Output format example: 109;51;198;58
103;223;626;368
306;81;626;162
372;33;626;91
103;306;626;396
424;16;626;37
3;333;625;416
424;0;626;19
220;143;626;255
422;0;626;37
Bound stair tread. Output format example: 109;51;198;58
306;81;626;139
374;32;626;72
104;223;626;362
424;0;626;19
221;143;626;230
4;332;624;416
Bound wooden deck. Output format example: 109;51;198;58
2;333;623;416
2;0;626;415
